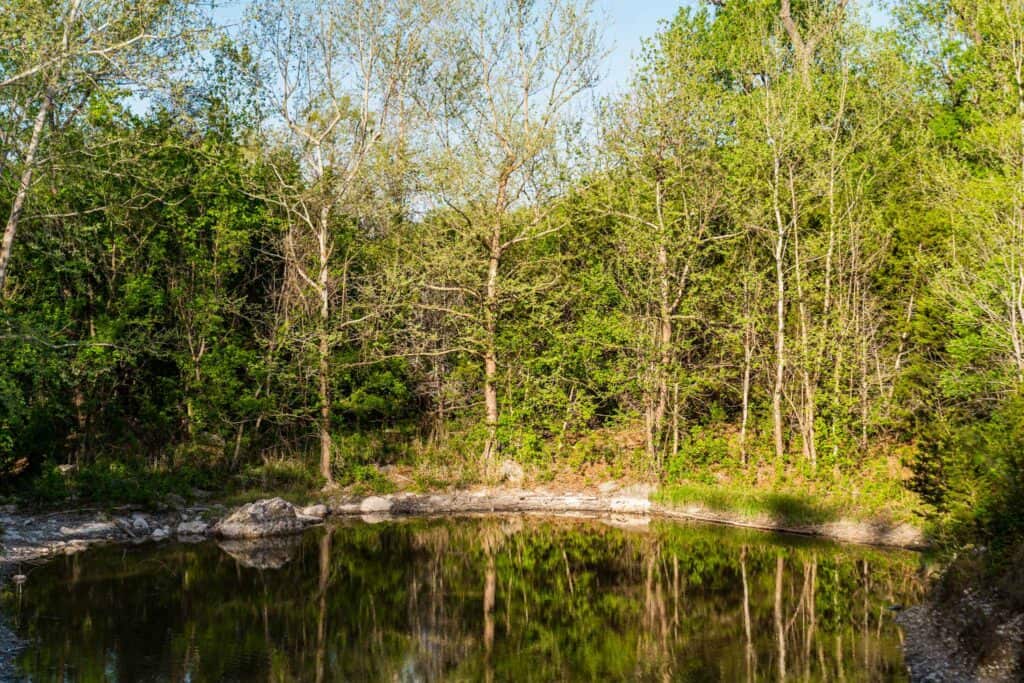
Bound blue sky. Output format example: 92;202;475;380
595;0;889;96
210;0;889;99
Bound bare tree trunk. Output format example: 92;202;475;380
482;178;508;469
0;90;51;295
318;207;334;485
651;180;673;467
771;152;788;462
791;179;817;468
740;276;755;466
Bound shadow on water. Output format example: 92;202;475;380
1;516;925;682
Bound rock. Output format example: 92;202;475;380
130;513;150;533
218;536;302;570
164;493;187;510
597;481;619;494
190;488;212;500
64;539;91;554
360;496;392;514
301;504;328;520
499;459;525;485
621;483;656;498
59;521;119;539
176;520;208;537
151;527;170;541
56;464;76;476
212;498;307;539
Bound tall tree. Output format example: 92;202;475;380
409;0;601;468
0;0;200;294
242;0;438;484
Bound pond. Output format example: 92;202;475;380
1;516;924;682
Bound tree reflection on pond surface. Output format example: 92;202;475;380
2;516;924;681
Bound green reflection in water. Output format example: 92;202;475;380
2;517;924;682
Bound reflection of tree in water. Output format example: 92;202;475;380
3;518;924;681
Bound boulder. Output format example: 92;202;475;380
499;459;525;485
212;498;307;539
176;520;209;537
151;527;170;541
360;496;392;514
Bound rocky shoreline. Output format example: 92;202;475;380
0;486;931;681
898;590;1024;682
0;486;927;568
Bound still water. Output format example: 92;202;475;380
2;516;924;682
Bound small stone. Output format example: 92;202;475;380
301;504;328;520
360;496;392;514
177;520;208;536
130;513;150;532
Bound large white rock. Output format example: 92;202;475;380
359;496;392;514
212;498;307;539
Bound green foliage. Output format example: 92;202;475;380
1;0;1022;563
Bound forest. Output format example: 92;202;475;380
2;0;1023;559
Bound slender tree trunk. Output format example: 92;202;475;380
740;275;755;466
651;180;673;467
318;206;333;485
482;179;507;468
0;90;52;295
771;152;787;462
791;184;817;468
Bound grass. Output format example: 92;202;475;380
655;477;922;528
655;481;839;526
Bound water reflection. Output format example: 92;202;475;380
2;517;924;681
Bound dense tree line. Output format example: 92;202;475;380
2;0;1022;547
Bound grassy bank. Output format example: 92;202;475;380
655;479;923;528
